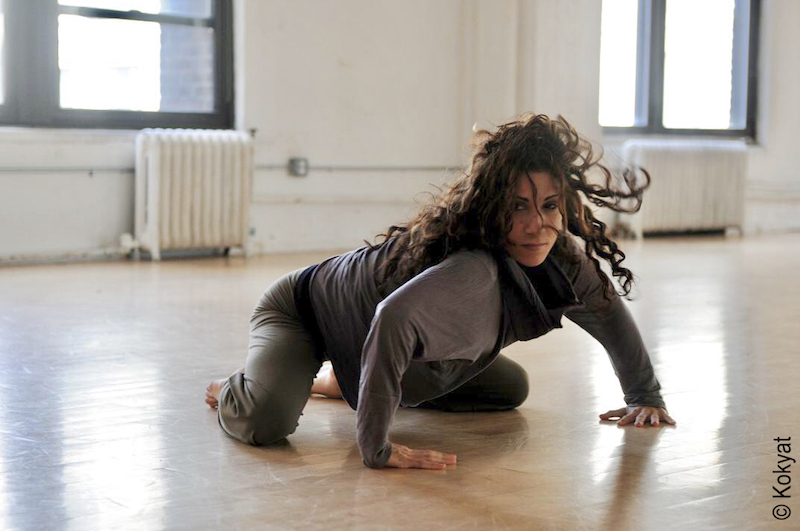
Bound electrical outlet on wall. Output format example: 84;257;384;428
288;157;309;177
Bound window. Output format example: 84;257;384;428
598;0;760;138
0;0;233;129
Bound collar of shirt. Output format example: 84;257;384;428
494;249;585;342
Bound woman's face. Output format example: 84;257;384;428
503;171;563;267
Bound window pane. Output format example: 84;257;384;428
159;24;215;112
663;0;736;129
59;15;161;111
598;0;639;127
59;15;215;113
58;0;212;19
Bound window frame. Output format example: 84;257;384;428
601;0;760;139
0;0;233;129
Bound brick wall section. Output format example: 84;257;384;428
159;0;215;112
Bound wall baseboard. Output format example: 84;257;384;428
0;247;236;266
743;179;800;235
0;247;126;267
746;178;800;202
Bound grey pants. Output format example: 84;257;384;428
217;269;530;446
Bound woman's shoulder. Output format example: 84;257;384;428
384;248;501;313
439;248;498;279
390;248;499;295
549;234;589;280
549;234;619;309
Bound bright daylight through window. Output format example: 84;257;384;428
0;0;231;129
58;0;214;113
598;0;758;136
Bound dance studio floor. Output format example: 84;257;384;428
1;233;798;530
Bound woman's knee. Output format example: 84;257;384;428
505;367;529;408
219;403;299;446
488;356;529;408
245;416;298;446
217;374;301;446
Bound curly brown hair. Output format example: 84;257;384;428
366;113;651;299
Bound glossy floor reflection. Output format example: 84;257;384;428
1;234;798;530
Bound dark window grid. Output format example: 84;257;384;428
602;0;760;140
0;0;233;129
58;5;214;27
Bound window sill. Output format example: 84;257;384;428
0;126;139;143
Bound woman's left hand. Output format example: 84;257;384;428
599;406;676;427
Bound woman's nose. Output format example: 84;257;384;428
524;211;543;234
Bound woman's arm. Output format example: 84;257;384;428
561;241;665;409
357;301;457;469
566;293;666;408
356;251;500;468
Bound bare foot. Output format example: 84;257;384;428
205;368;244;409
311;362;343;399
205;379;226;409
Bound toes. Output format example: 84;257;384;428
205;378;227;408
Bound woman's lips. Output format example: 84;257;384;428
521;243;547;248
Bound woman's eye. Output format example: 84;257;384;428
514;203;526;211
544;203;558;211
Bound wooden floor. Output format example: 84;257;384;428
1;233;798;530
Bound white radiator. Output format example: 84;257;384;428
620;139;746;238
128;129;253;260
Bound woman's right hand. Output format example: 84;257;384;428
384;442;457;470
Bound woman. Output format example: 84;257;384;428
205;113;676;470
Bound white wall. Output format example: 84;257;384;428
1;0;798;262
743;0;800;234
240;0;469;253
0;129;135;259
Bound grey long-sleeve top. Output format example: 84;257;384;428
307;236;665;469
